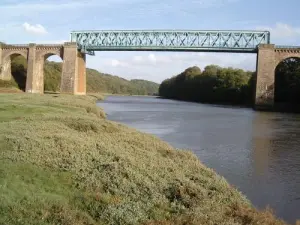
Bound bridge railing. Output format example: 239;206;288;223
1;44;29;48
275;45;300;49
36;44;63;47
70;30;270;53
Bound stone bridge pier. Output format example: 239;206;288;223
0;42;86;95
255;44;300;110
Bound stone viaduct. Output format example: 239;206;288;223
255;44;300;109
0;42;86;95
0;42;300;109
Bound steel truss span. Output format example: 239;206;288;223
70;30;270;54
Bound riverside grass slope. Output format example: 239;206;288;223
0;93;291;225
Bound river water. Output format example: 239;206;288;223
97;95;300;224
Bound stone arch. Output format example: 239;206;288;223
274;55;300;105
1;51;28;91
255;45;300;109
36;47;63;61
2;49;28;62
274;50;300;68
35;47;64;93
43;52;63;61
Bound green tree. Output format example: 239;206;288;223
159;65;254;105
275;57;300;104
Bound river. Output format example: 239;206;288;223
97;95;300;224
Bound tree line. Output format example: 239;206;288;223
159;65;255;105
159;58;300;106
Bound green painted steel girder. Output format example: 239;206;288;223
70;30;271;54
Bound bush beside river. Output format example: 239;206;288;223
0;93;291;224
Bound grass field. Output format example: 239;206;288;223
0;93;292;225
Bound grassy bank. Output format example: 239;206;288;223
0;93;291;225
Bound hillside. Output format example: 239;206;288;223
130;79;160;95
0;56;159;95
86;68;159;95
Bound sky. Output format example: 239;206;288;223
1;0;300;83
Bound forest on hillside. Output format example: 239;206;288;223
159;65;255;105
159;58;300;107
0;56;159;96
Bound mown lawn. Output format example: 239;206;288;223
0;93;291;225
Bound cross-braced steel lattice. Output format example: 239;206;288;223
70;30;270;55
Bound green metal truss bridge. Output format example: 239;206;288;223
70;30;271;55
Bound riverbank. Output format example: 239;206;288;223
0;93;292;224
159;96;300;115
103;92;158;97
158;96;253;108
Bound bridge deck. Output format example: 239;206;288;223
70;30;270;54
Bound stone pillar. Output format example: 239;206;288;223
254;44;276;110
61;42;86;95
61;42;77;94
35;58;45;93
0;44;12;81
0;43;2;65
0;58;12;81
76;51;86;95
26;43;43;93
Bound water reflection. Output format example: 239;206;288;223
250;112;300;221
251;113;274;177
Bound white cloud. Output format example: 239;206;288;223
256;23;300;40
148;53;156;63
22;22;48;35
111;59;120;67
133;55;143;62
110;59;130;67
